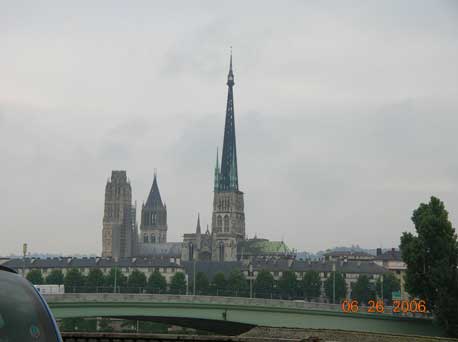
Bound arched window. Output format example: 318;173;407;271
219;242;224;262
217;215;222;229
151;235;156;243
143;234;148;243
189;243;194;261
224;215;229;232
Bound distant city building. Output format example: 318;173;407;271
374;247;408;299
5;256;183;284
102;171;137;259
323;250;375;262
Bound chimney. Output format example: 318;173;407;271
376;248;382;256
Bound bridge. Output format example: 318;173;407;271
44;294;444;337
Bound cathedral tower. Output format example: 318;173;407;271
102;171;135;258
140;173;168;244
211;52;246;261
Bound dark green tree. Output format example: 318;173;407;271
278;270;298;299
211;272;226;295
85;268;105;292
351;275;375;305
376;273;400;304
104;267;127;292
146;271;167;294
324;272;347;303
64;268;85;293
254;270;274;298
169;272;187;294
227;269;248;296
400;196;458;336
45;269;64;285
302;270;322;301
26;270;44;285
127;269;147;293
195;272;209;295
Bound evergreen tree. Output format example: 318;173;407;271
227;269;248;296
85;268;105;292
64;268;85;293
351;275;375;305
26;269;44;285
169;272;187;294
302;270;322;301
104;267;127;292
211;272;226;295
146;271;167;294
278;270;298;299
324;272;346;303
400;196;458;336
127;269;147;293
195;272;209;295
45;269;64;285
254;270;274;298
376;273;400;304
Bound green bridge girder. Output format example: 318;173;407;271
43;294;444;337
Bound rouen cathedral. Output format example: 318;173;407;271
102;53;290;262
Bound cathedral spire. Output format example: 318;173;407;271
196;213;201;234
219;50;238;191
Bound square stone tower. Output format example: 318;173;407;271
102;171;135;258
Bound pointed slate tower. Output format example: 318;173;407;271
140;172;168;243
219;52;239;191
211;51;246;261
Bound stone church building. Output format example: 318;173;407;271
102;54;291;262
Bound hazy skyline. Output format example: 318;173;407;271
1;1;458;255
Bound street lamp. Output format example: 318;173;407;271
332;262;336;304
113;258;118;293
248;264;254;298
193;260;196;295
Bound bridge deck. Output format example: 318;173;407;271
44;294;443;337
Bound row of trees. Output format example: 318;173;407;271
27;266;399;303
27;268;187;294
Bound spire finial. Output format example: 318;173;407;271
227;48;234;85
154;168;157;178
230;46;232;70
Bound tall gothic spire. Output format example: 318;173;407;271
219;50;238;191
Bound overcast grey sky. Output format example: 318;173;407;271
1;1;458;256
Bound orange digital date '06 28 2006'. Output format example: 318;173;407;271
341;299;427;314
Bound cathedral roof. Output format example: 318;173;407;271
137;242;182;258
237;239;291;256
145;174;163;208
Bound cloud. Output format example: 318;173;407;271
1;1;458;255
